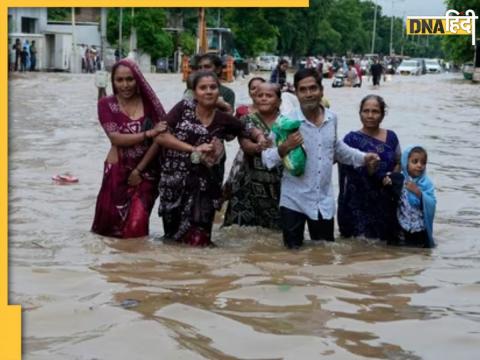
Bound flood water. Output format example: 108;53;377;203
8;71;480;359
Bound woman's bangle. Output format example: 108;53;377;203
134;167;143;174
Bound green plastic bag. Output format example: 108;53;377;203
272;115;306;176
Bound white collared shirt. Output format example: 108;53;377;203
262;106;365;220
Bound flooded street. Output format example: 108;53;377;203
8;71;480;359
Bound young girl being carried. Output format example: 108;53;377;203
394;145;437;248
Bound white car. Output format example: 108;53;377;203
256;55;279;71
396;60;422;75
425;59;442;73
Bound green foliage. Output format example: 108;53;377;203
47;8;70;21
107;8;173;61
102;3;462;61
178;32;196;55
441;0;480;63
222;9;277;56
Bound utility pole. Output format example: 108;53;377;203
71;7;78;73
371;1;378;54
129;7;137;53
400;11;406;56
389;0;394;56
100;8;107;68
119;8;123;58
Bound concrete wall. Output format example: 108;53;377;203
8;8;48;33
45;24;101;47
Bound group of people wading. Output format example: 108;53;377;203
92;56;436;249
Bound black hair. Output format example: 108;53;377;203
198;53;223;70
248;76;266;90
359;94;387;119
293;68;323;90
191;71;220;90
409;146;428;161
189;54;202;70
278;58;289;67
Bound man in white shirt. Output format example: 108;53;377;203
262;68;379;249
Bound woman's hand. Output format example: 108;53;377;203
201;138;225;167
405;181;422;198
255;134;272;152
195;143;214;153
364;153;380;175
382;174;392;186
147;121;168;139
128;169;142;186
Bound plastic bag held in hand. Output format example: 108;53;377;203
272;115;306;176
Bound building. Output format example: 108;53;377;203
8;8;102;72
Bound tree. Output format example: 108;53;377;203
442;0;480;64
107;8;173;62
47;8;70;21
222;9;277;57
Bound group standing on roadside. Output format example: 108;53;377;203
91;56;437;250
11;38;37;72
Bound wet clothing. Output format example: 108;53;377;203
158;99;247;246
263;107;365;221
281;207;334;249
397;145;436;248
92;59;166;238
337;130;402;241
223;113;282;230
398;185;425;232
263;106;365;246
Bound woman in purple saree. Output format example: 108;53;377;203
92;59;166;238
338;95;402;242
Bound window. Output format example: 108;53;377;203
21;17;37;33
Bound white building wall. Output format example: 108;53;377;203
8;8;48;33
45;24;101;47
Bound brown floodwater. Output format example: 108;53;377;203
8;71;480;359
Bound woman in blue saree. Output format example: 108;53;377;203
338;95;402;241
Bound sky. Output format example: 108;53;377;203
373;0;447;18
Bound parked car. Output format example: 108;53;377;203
412;58;427;74
396;59;422;75
256;55;279;71
425;58;443;73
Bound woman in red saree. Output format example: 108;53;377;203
91;59;166;238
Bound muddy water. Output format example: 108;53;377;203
8;71;480;359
